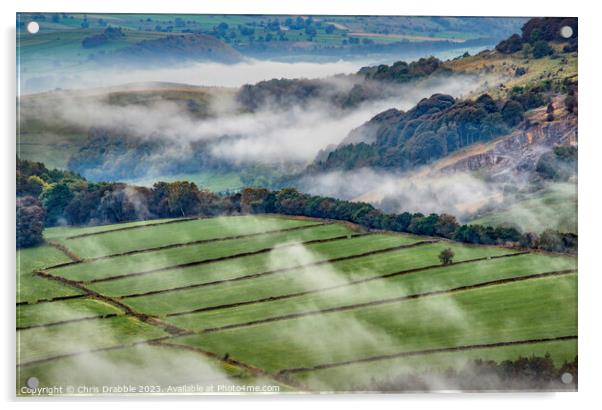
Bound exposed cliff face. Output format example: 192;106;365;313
439;111;577;178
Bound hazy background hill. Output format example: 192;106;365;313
16;16;577;233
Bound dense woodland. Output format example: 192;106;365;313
309;83;573;173
308;17;578;174
16;158;577;254
237;56;452;111
496;17;577;55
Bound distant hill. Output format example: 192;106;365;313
17;13;526;53
305;17;578;176
109;33;243;65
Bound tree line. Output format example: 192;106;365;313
16;158;577;254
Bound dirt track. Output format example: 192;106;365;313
201;269;576;333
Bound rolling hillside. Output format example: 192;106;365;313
17;214;577;393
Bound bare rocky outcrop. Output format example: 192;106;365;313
439;112;577;177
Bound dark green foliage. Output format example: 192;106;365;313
475;94;498;113
17;158;82;197
495;33;523;54
501;100;525;127
358;56;451;83
237;57;451;111
40;183;74;226
438;248;454;265
16;196;45;248
16;157;578;254
538;229;577;253
532;40;553;59
495;17;577;56
521;17;577;43
509;88;545;110
313;93;513;172
565;94;577;114
535;145;577;181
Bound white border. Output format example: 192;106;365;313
2;1;600;409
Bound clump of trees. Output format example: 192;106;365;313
16;158;577;254
438;248;454;265
241;187;576;254
16;196;45;248
357;56;451;83
312;90;544;173
237;57;453;112
495;17;578;57
495;34;523;54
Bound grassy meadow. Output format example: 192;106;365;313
16;215;577;393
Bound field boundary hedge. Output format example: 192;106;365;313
16;294;87;306
46;222;329;269
165;251;530;317
119;240;436;297
86;233;380;284
200;269;577;333
17;313;119;331
34;270;193;337
64;217;200;239
17;335;174;368
154;340;309;392
277;335;579;374
47;240;81;263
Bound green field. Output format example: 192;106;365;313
469;184;578;234
16;215;577;394
123;171;243;193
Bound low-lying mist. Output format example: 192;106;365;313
297;167;514;220
20;43;490;95
21;59;370;95
23;71;487;178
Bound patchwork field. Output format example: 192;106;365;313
16;214;577;394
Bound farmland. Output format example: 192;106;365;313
16;214;577;394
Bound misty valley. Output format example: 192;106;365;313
16;14;577;395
